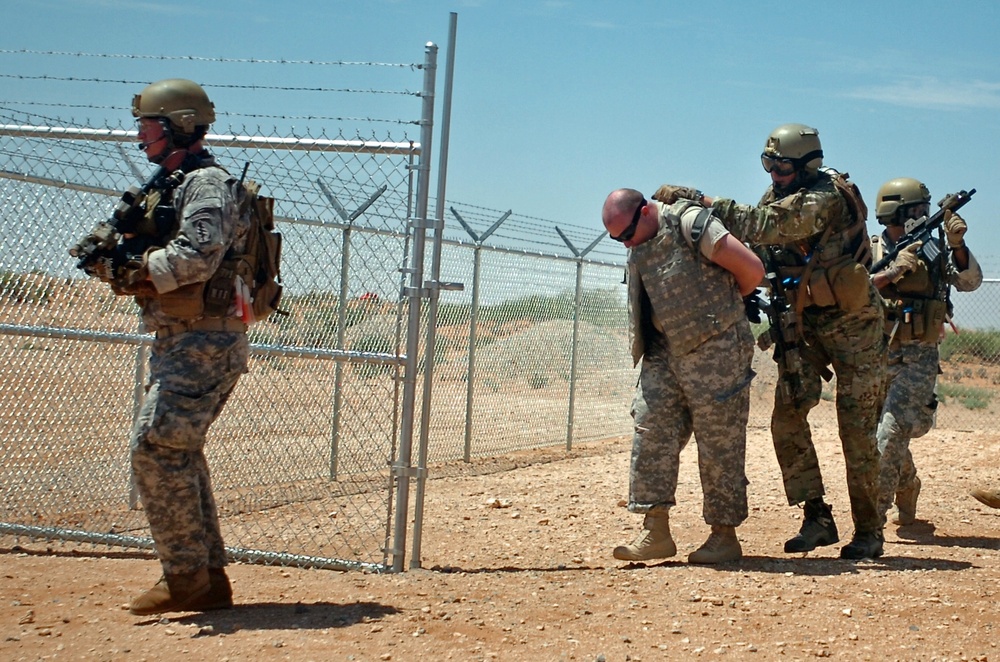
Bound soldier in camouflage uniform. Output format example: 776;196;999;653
869;178;982;526
655;124;888;559
108;79;248;615
602;187;764;564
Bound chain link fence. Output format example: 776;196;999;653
3;45;1000;573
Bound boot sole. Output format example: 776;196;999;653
783;534;839;553
839;546;884;560
613;545;677;561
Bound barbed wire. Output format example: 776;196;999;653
0;49;421;69
0;74;419;96
0;101;419;125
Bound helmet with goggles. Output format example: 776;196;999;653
875;177;931;226
761;123;823;177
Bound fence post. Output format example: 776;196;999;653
555;228;608;450
390;41;437;573
451;206;511;462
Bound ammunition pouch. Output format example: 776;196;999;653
203;258;240;318
159;281;207;319
886;298;947;344
782;255;870;313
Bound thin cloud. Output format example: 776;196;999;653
846;76;1000;110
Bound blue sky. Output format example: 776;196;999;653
4;0;1000;265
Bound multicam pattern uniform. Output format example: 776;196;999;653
626;201;755;527
129;158;250;575
873;230;982;520
712;171;887;536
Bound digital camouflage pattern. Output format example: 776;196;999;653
874;229;983;521
712;173;887;536
627;202;744;363
876;342;938;517
141;158;245;330
130;330;249;575
625;203;755;526
128;154;249;577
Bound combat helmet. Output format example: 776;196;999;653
132;78;215;139
761;123;824;176
875;177;931;226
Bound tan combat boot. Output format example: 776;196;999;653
613;511;676;561
129;568;211;616
688;525;742;564
971;487;1000;509
201;567;234;611
892;476;921;525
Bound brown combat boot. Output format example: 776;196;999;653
688;525;742;564
201;567;234;611
613;511;676;561
893;476;921;525
129;568;211;616
971;487;1000;509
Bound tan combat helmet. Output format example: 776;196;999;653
762;123;824;175
132;78;216;134
875;177;931;225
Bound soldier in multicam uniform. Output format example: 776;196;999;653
869;178;983;525
602;187;764;565
655;124;888;559
115;79;249;614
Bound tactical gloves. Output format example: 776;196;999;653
743;292;763;324
884;241;923;284
652;184;702;205
944;210;967;248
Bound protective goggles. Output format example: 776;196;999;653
760;154;797;176
611;198;646;243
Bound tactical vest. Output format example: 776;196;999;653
765;171;873;313
628;201;744;363
138;164;245;320
871;231;950;344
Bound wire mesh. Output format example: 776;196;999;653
4;49;1000;572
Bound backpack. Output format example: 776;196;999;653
236;179;284;321
821;167;869;224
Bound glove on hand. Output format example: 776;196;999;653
110;278;158;298
743;292;762;324
885;241;924;284
944;210;967;248
652;184;701;205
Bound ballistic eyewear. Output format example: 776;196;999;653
760;154;797;176
611;198;646;243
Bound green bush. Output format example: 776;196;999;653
1;271;50;305
937;382;992;410
940;329;1000;363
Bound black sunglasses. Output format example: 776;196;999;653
611;198;646;243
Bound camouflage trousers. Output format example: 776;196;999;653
876;341;939;518
771;301;886;535
130;330;249;575
628;321;754;527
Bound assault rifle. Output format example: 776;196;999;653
68;165;184;271
757;252;833;406
870;188;976;274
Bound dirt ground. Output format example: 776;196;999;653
3;422;1000;662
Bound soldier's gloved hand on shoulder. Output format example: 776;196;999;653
944;210;968;248
884;241;924;284
652;184;701;205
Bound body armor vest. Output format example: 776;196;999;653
872;231;950;344
628;202;744;363
765;172;873;312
